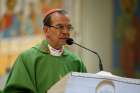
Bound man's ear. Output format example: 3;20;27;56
43;26;49;38
43;26;48;33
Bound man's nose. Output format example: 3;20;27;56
62;27;69;34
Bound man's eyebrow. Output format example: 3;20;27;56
54;24;73;27
67;24;72;26
55;24;63;26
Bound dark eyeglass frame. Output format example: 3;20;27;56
46;24;74;31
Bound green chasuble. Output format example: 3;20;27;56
3;40;87;93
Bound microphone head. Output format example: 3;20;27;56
66;38;74;45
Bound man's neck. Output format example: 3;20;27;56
48;44;64;56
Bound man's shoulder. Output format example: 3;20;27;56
19;43;41;58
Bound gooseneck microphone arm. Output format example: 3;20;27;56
66;38;103;71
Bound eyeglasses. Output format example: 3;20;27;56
46;24;74;31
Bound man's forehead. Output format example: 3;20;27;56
51;12;70;24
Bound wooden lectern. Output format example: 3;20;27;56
48;71;140;93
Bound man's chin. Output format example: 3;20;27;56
59;42;66;46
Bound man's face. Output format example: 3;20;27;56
44;12;72;49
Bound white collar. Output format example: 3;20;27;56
48;44;64;56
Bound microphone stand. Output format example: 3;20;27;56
73;42;103;71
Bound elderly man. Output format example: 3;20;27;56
3;9;87;93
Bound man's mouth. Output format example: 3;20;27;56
59;38;69;43
59;37;69;40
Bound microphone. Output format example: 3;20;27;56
66;38;103;71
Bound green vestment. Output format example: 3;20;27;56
3;40;87;93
